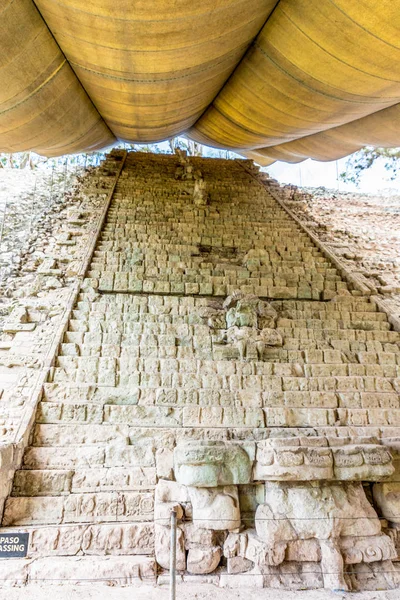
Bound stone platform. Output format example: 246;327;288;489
0;152;400;591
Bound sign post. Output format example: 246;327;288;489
0;533;29;558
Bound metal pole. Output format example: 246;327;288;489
170;509;177;600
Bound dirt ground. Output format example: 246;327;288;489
2;584;400;600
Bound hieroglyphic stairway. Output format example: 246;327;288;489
1;152;400;590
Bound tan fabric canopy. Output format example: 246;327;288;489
2;0;400;160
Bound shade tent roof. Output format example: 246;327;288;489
2;0;400;161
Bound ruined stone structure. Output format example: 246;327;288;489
1;152;400;590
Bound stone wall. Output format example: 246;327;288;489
0;151;400;590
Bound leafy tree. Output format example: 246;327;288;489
340;146;400;186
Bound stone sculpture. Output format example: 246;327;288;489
174;149;202;182
174;441;255;487
199;291;282;360
193;178;209;206
174;149;208;205
154;437;397;588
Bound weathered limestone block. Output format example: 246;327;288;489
319;538;347;591
340;534;396;564
154;480;188;570
155;479;190;505
155;523;186;570
247;481;394;590
254;439;332;481
71;467;156;492
257;482;381;542
373;482;400;525
348;560;400;592
174;441;254;487
182;522;217;548
227;556;254;574
104;405;182;427
253;437;394;482
13;470;73;496
62;491;154;523
154;478;237;573
3;306;36;333
188;485;240;531
0;443;21;516
104;442;155;468
225;326;283;360
23;523;154;556
24;446;106;469
193;179;209;207
27;555;157;585
3;496;64;526
187;546;221;574
224;530;268;568
333;444;394;480
156;447;174;479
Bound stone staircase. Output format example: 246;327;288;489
1;152;400;589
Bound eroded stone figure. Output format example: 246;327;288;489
199;291;282;360
154;439;397;588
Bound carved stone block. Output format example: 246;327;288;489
174;441;254;487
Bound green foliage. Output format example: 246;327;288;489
340;146;400;186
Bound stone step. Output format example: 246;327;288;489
64;318;392;335
49;359;400;388
54;348;399;367
72;303;386;318
2;490;154;525
75;294;376;309
29;403;400;429
35;390;400;426
59;334;397;353
31;423;400;449
31;423;129;446
48;362;400;382
41;376;400;400
11;467;156;496
65;311;389;328
0;555;156;585
0;522;154;558
22;444;155;470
